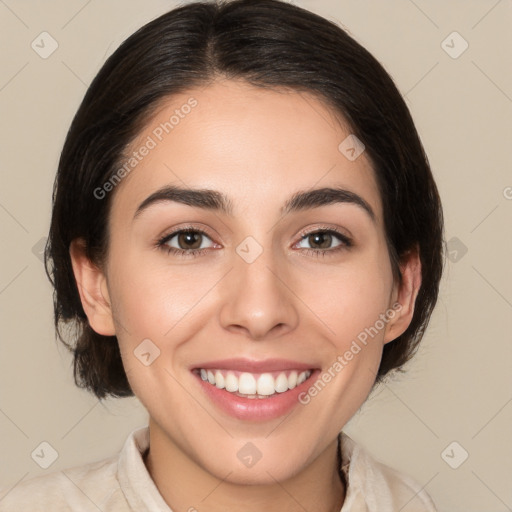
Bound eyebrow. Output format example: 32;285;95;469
133;185;376;222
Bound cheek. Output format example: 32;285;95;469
108;253;216;339
105;258;201;400
293;260;394;432
301;253;393;345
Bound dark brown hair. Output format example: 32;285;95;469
45;0;444;400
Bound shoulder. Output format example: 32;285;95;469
340;432;438;512
0;455;127;512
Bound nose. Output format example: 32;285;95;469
218;246;300;340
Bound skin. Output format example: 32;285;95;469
70;78;421;512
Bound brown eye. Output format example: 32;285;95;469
308;232;333;249
176;231;203;250
296;229;351;252
159;229;215;254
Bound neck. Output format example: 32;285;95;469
143;421;346;512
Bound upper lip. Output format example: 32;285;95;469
191;358;318;373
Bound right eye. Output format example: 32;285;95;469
157;228;217;258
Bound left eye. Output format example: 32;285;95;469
296;230;349;250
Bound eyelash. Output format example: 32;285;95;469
156;225;353;259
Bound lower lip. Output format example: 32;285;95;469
192;369;320;422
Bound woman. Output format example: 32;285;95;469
0;0;444;510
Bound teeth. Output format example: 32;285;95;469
198;369;312;397
214;370;225;389
275;373;289;393
288;371;298;389
239;372;256;394
256;373;275;396
225;372;238;392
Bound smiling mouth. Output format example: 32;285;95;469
192;368;314;399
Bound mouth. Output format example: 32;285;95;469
190;358;320;421
192;368;313;399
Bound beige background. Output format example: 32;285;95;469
0;1;511;510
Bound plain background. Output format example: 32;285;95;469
0;1;511;511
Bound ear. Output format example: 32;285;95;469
383;247;422;344
69;238;116;336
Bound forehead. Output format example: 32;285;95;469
110;79;383;223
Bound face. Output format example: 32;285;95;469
74;79;418;485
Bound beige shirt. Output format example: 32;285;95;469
0;426;437;511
